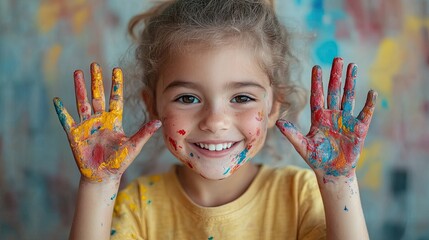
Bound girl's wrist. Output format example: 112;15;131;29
79;174;122;187
315;172;360;198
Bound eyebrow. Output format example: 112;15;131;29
163;80;198;93
163;80;267;93
226;81;267;91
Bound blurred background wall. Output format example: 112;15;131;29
0;0;428;239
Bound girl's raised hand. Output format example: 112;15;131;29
276;58;377;180
53;63;161;183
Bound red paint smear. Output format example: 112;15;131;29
247;145;252;150
177;129;186;135
256;128;260;136
186;161;194;169
169;137;177;151
92;144;104;166
80;105;88;113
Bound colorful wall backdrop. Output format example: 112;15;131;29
0;0;428;239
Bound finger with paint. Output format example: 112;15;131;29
327;58;343;110
341;64;357;114
91;63;106;114
53;97;76;134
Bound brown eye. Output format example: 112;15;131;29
176;95;200;104
231;95;254;103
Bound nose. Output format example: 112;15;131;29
198;104;230;134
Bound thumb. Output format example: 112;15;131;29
276;120;308;158
129;120;162;152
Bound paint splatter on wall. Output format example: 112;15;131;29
0;0;428;239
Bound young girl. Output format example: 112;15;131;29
53;0;376;239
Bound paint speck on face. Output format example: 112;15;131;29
190;152;194;157
255;111;263;121
208;236;214;240
177;129;186;135
186;161;194;169
147;200;152;204
110;193;117;201
168;137;178;151
111;229;117;236
344;205;349;212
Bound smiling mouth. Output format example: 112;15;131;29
194;142;235;151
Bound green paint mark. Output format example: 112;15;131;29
147;200;152;204
110;193;117;201
208;237;214;240
111;229;117;236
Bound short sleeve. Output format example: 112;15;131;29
297;170;326;239
110;182;145;240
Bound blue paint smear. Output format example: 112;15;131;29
381;98;389;109
319;138;333;164
282;121;297;132
343;101;353;112
306;8;324;30
352;65;358;77
341;114;356;133
315;40;339;65
110;193;117;201
190;152;194;157
223;167;231;175
326;168;341;177
237;148;249;165
90;126;101;135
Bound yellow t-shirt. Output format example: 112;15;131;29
111;165;326;240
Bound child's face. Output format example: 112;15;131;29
154;44;277;180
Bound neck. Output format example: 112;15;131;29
176;163;259;207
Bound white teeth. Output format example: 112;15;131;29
196;142;234;151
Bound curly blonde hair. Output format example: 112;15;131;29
127;0;306;122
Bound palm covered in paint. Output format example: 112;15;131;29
277;58;377;179
53;63;161;182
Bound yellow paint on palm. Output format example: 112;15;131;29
98;147;128;170
70;112;122;141
338;115;343;130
